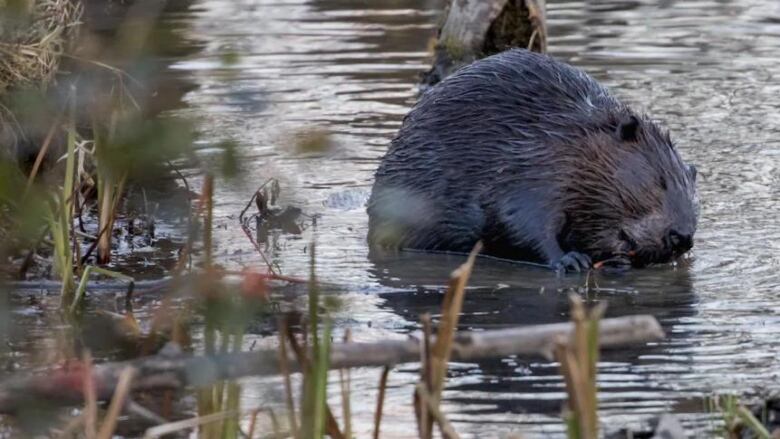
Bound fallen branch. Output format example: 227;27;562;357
422;0;547;87
0;315;663;413
6;269;306;292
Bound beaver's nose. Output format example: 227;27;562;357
668;230;693;255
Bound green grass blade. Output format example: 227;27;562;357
736;405;771;439
312;319;332;439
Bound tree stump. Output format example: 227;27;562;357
422;0;547;88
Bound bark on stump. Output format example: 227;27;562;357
422;0;547;87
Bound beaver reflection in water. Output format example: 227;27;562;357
367;49;698;272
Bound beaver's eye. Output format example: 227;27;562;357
619;229;638;250
659;175;667;191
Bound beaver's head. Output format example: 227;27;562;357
561;113;699;269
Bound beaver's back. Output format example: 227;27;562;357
386;50;619;164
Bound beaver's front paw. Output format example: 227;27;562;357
553;251;592;273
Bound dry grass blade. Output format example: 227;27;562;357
55;413;84;438
556;295;606;439
142;410;239;439
125;400;167;426
0;0;82;95
419;242;481;439
555;341;590;438
202;175;214;267
430;241;482;392
96;367;137;439
339;329;352;439
416;313;434;439
246;408;280;439
284;320;344;439
277;320;299;438
24;110;62;196
415;384;460;439
247;409;261;439
571;297;596;436
269;410;281;438
373;366;391;439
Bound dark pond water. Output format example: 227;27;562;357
8;0;780;437
160;0;780;437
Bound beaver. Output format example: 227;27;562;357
367;49;698;272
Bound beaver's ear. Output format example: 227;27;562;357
616;115;640;142
687;164;697;182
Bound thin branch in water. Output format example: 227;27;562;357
167;160;193;271
238;179;279;275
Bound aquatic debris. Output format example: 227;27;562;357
239;178;307;275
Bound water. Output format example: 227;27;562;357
10;0;780;437
159;0;780;436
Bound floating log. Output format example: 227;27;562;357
422;0;547;87
0;314;663;413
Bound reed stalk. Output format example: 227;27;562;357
556;295;606;439
51;85;77;307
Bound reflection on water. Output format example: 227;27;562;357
176;0;780;436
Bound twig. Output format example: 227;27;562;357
97;367;137;439
167;160;193;271
55;413;84;438
202;175;213;268
238;179;279;275
24;109;64;197
125;399;168;425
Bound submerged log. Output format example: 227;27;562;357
422;0;547;87
0;314;663;413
